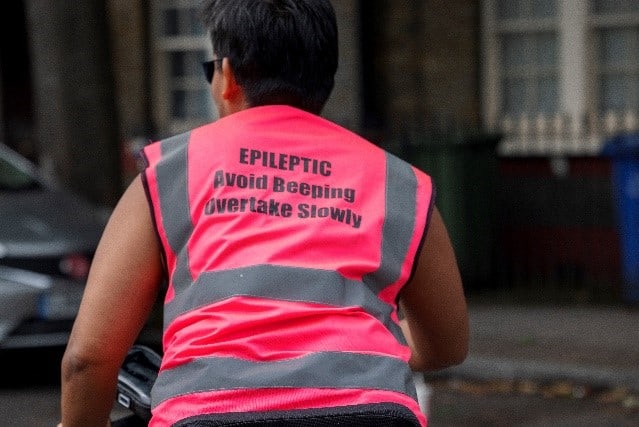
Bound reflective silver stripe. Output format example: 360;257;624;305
163;264;406;343
151;351;417;408
363;153;418;295
156;133;193;287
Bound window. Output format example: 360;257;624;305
488;0;559;119
482;0;639;155
151;0;215;137
497;0;557;19
500;32;559;116
591;0;639;113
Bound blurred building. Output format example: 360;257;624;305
1;0;636;302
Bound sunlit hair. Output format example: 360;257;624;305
199;0;338;114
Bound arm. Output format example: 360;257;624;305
60;176;164;426
398;206;469;372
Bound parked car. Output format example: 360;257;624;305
0;142;108;348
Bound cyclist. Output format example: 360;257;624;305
59;1;468;425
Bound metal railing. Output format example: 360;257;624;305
496;111;639;156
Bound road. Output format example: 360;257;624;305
427;377;639;426
1;348;638;426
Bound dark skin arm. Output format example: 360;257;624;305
59;176;164;426
398;206;469;371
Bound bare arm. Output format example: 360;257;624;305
60;176;164;426
399;206;469;372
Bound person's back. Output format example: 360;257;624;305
142;104;431;425
58;1;468;426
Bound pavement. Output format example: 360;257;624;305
424;303;639;393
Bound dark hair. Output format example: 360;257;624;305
199;0;338;114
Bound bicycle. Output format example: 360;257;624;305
111;345;160;426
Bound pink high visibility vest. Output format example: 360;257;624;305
141;105;433;426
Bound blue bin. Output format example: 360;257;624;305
602;133;639;304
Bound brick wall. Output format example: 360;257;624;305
419;0;480;129
106;0;149;140
362;0;481;144
322;0;362;132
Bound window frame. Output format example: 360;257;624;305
589;5;639;115
150;0;215;138
481;0;562;129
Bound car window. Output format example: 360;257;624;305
0;156;40;190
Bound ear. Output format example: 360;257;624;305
221;58;241;101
